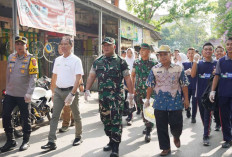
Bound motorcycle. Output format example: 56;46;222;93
31;76;53;122
1;76;53;137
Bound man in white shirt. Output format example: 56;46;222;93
41;36;84;150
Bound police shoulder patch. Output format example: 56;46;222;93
29;57;38;74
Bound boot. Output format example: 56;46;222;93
19;133;30;151
110;141;119;157
145;127;151;143
0;133;17;152
103;137;113;151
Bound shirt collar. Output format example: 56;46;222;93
225;54;232;60
203;57;214;63
16;51;30;60
62;53;73;59
157;62;175;68
103;53;117;59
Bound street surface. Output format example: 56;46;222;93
0;92;232;157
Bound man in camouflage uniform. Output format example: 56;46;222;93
131;43;156;142
0;36;38;152
85;37;134;157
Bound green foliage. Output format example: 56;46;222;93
125;0;216;30
159;18;210;53
213;0;232;38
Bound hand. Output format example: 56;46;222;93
144;98;150;108
183;99;190;109
24;94;32;103
84;90;91;101
209;91;216;103
184;68;191;75
127;93;134;104
64;93;75;106
193;54;200;63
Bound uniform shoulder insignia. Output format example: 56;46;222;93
29;57;38;74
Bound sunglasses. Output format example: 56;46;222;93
15;36;27;42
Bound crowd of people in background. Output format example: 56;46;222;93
1;35;232;157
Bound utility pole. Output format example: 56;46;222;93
12;0;19;52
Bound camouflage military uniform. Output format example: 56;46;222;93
133;58;156;127
90;54;129;143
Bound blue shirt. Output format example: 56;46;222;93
146;63;189;111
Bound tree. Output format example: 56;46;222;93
159;18;210;53
125;0;215;31
213;1;232;38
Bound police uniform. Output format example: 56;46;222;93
2;50;38;152
90;54;129;143
215;55;232;143
182;62;197;120
196;59;217;138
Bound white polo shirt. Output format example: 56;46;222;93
53;53;84;88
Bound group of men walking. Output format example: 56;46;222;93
1;34;232;157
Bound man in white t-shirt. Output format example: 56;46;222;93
41;36;84;150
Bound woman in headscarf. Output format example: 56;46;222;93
125;48;135;73
176;52;188;66
124;48;136;126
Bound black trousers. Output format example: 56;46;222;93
2;94;31;134
154;109;183;150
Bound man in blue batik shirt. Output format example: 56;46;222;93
145;45;189;156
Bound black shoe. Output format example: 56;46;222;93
35;117;44;124
0;133;18;152
214;124;221;131
19;141;29;151
145;134;151;143
191;118;196;123
142;128;147;134
103;143;112;151
0;140;17;152
185;107;191;118
73;138;82;146
110;142;119;157
41;142;57;150
136;107;141;115
222;141;232;148
203;136;210;146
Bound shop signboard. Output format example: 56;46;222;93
133;26;142;45
143;29;151;44
16;0;76;36
121;20;138;41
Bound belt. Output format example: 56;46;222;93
58;86;73;91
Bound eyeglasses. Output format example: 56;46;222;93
203;48;213;51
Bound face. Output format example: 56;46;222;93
60;39;72;55
121;53;126;58
187;50;195;60
174;50;179;58
215;48;224;60
102;43;115;56
158;52;171;65
140;48;150;58
15;41;27;54
226;40;232;53
127;49;133;58
58;45;63;55
203;45;214;58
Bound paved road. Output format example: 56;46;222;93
0;92;232;157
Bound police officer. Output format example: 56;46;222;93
131;43;156;142
0;36;38;152
84;37;134;157
210;37;232;148
191;42;217;146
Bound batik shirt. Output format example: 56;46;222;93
146;63;189;111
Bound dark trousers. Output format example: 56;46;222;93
214;104;221;126
2;94;31;134
219;96;232;142
188;89;197;118
154;109;183;150
197;97;212;137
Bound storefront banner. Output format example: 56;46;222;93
121;20;138;41
17;0;76;36
143;29;151;44
133;27;142;45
